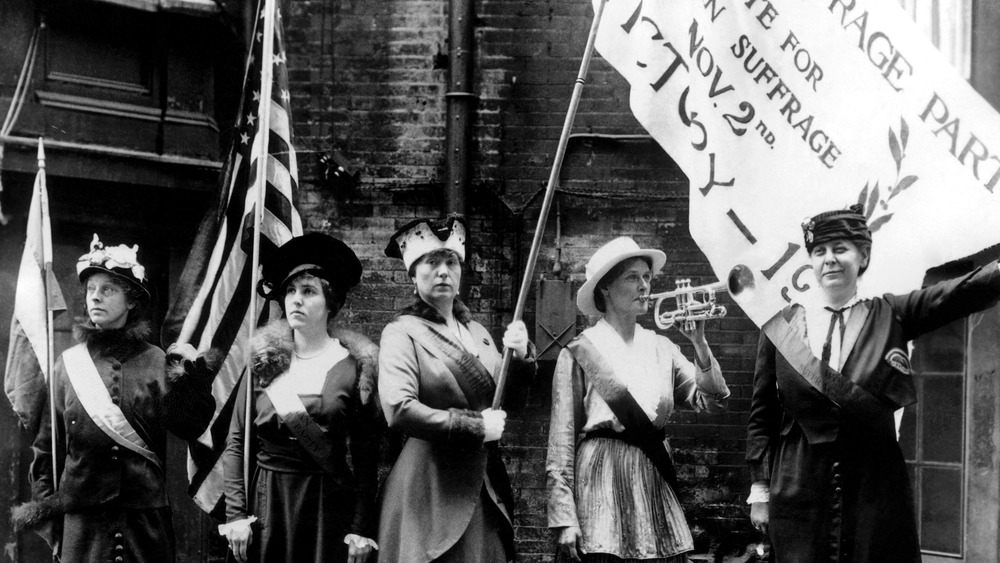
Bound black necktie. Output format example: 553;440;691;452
821;306;848;366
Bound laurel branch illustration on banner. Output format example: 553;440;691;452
858;117;919;233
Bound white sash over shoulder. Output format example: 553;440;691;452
63;344;161;469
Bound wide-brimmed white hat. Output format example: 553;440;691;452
576;237;666;316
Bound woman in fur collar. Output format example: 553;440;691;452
17;235;217;563
377;217;536;563
219;232;381;563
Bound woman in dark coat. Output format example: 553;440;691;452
746;204;1000;562
376;217;536;563
18;234;216;563
219;233;382;563
546;236;729;562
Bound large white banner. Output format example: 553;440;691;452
593;0;1000;325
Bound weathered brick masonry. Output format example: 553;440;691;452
285;0;759;559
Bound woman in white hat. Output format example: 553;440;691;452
377;217;536;563
17;235;217;563
546;236;730;562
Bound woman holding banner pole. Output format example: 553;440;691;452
219;233;382;563
746;204;1000;562
376;217;536;563
546;236;730;563
16;235;216;563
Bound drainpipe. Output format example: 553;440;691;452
444;0;475;219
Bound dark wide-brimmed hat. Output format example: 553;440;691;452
384;216;467;270
257;232;362;300
801;203;872;253
76;234;150;300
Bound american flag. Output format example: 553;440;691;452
161;0;302;514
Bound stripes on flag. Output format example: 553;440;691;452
161;0;302;515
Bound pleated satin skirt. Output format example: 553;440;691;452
574;437;693;560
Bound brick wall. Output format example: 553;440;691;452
284;0;759;559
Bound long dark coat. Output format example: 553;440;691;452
26;318;216;563
221;319;382;563
377;299;536;563
746;261;1000;563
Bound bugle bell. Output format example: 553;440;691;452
644;264;755;331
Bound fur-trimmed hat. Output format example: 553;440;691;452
384;217;467;271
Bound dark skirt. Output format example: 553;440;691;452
61;505;174;563
241;466;352;563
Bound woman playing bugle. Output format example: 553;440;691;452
546;236;730;562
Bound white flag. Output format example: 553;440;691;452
593;0;1000;325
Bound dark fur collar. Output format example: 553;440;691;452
249;319;380;406
73;316;152;360
398;297;472;325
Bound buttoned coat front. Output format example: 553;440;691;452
377;300;535;563
747;262;1000;563
29;320;215;563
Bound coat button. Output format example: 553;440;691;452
115;545;124;552
114;533;123;540
115;557;123;563
112;397;120;405
835;486;842;494
111;446;120;452
112;374;120;382
112;362;121;370
111;456;119;461
111;385;120;394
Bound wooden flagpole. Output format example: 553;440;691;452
245;0;276;495
37;138;59;491
492;0;607;409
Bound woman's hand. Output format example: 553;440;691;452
166;342;199;363
502;320;529;360
344;534;377;563
481;408;507;442
750;501;769;535
224;524;253;563
556;525;583;562
678;319;707;344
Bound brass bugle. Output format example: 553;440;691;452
643;264;756;331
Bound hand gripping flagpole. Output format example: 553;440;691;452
245;0;277;496
492;0;608;409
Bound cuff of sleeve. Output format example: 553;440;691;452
746;482;770;504
447;408;486;448
344;534;379;551
217;516;257;536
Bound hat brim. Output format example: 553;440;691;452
576;249;666;317
79;265;151;300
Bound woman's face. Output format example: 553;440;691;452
412;250;462;308
602;257;653;317
85;272;133;329
284;274;329;332
810;239;869;297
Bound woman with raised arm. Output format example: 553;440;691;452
376;217;536;563
546;236;730;563
746;204;1000;562
16;235;216;563
219;233;382;563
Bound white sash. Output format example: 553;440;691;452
263;382;336;472
63;344;162;469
